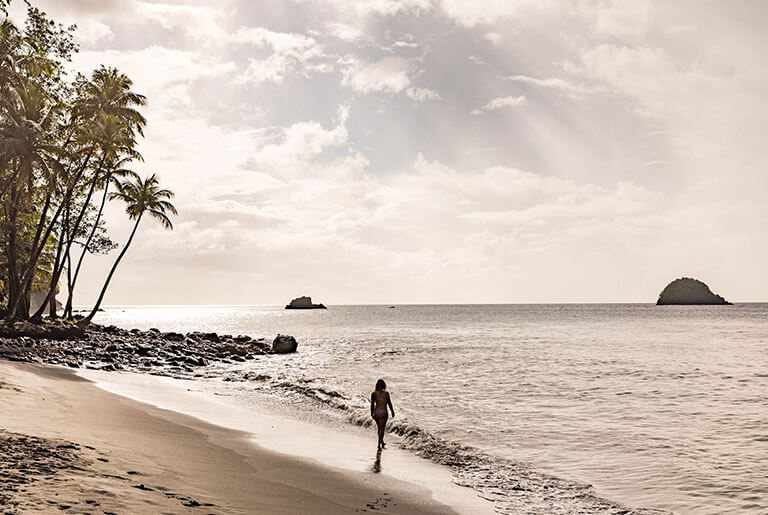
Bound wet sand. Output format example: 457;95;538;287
0;361;462;514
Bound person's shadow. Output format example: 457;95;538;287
372;448;382;473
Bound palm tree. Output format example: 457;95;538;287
63;153;138;318
0;79;61;319
79;174;176;326
33;70;146;320
72;66;146;135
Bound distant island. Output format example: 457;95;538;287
285;296;327;309
657;277;732;305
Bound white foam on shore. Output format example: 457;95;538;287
78;369;495;515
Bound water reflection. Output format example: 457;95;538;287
372;448;382;473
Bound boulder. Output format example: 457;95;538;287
13;321;46;337
0;321;83;340
657;277;732;305
272;334;298;354
285;296;327;310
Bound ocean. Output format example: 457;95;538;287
92;304;768;514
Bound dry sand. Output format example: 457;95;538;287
0;361;460;514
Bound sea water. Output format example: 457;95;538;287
93;304;768;514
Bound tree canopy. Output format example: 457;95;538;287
1;1;176;324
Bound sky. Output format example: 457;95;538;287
9;0;768;304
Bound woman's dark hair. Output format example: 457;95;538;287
375;379;386;391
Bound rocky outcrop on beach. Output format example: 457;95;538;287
272;334;298;354
657;277;731;305
285;296;326;309
1;320;84;340
0;323;299;375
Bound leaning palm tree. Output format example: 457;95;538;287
79;174;176;326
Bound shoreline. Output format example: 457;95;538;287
77;367;494;514
0;319;662;514
0;360;485;514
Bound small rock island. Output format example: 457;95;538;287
284;296;327;310
657;277;732;305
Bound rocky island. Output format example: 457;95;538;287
657;277;732;305
285;296;327;309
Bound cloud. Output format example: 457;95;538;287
470;95;527;114
72;46;236;96
246;105;350;178
484;32;502;45
75;19;114;44
56;0;768;303
135;3;229;43
406;87;442;101
305;0;430;17
573;44;677;116
326;22;366;43
341;56;413;94
437;0;546;27
232;27;329;85
504;75;599;96
576;0;656;38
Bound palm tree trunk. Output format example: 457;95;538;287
64;248;74;319
68;172;112;314
6;186;25;321
23;154;102;320
79;214;142;327
48;232;64;318
30;225;66;322
7;152;94;320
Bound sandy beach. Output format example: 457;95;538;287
0;361;472;514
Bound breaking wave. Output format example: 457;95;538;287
219;368;665;514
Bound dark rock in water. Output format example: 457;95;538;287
272;334;298;354
285;296;327;310
657;277;732;305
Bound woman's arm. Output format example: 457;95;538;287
370;392;376;417
387;392;395;417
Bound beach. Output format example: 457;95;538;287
2;303;766;513
0;361;487;514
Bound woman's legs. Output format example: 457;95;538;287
374;414;388;448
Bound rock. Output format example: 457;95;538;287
200;332;220;343
164;332;185;341
657;277;732;305
272;334;298;354
184;356;207;367
13;321;46;337
284;296;327;310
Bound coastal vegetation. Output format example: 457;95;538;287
0;1;176;326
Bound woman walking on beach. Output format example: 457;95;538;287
370;379;395;449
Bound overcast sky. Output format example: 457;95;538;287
10;0;768;304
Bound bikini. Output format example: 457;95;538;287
373;392;389;417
